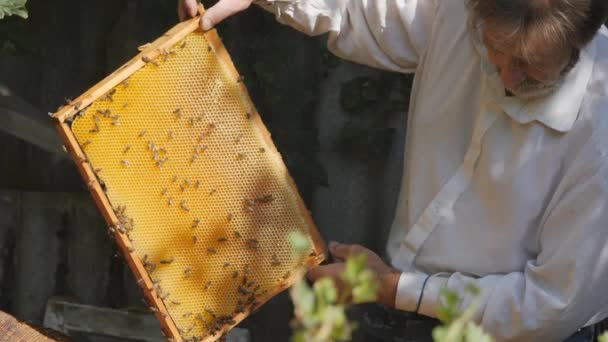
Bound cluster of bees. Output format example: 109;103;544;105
69;37;301;341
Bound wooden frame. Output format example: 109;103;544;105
52;5;326;342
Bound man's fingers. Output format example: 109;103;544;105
201;0;251;31
178;0;199;21
306;263;343;282
329;242;366;260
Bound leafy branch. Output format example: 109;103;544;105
0;0;28;20
288;232;379;342
433;285;494;342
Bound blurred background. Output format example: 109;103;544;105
0;0;412;340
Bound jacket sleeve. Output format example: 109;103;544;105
254;0;438;73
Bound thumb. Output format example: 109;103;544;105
201;0;252;31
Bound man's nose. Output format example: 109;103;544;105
499;64;526;89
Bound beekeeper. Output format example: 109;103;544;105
179;1;608;340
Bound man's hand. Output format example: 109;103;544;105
307;242;401;307
177;0;254;31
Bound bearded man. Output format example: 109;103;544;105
179;0;608;340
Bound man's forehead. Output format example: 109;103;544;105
481;21;569;63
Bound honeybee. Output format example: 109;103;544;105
234;304;245;315
168;197;173;206
89;123;100;133
244;199;255;212
205;123;216;136
204;281;212;290
244;264;251;275
161;188;168;196
227;213;233;222
81;140;92;148
167;131;174;140
192;218;201;228
156;157;168;168
180;41;187;49
122;77;130;88
173;108;181;119
256;194;274;204
180;200;190;211
271;254;281;267
217;237;227;243
123;102;128;108
259;147;266;153
222;262;231;269
204;307;216;317
245;239;260;250
207;247;217;254
142;56;160;66
209;189;217;196
123;145;131;154
232;270;239;279
87;179;96;189
237;285;251;295
138;130;147;137
121;160;130;167
160;257;174;264
100;92;113;102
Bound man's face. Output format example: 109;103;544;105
482;25;574;100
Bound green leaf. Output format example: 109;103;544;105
0;0;28;20
313;277;338;308
437;289;461;323
289;230;311;255
351;269;379;303
323;305;353;341
464;322;494;342
290;330;307;342
293;279;316;316
599;332;608;342
343;253;367;285
465;283;481;297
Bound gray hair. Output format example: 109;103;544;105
467;0;608;63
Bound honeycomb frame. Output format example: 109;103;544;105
52;6;326;342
